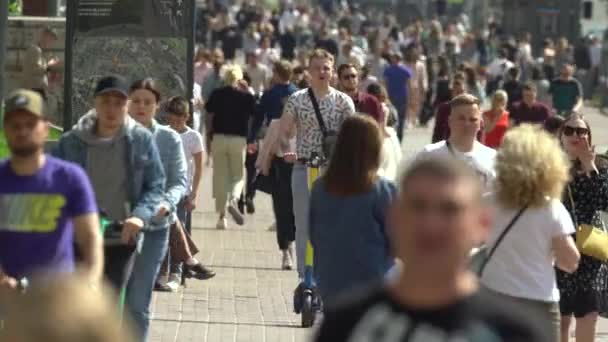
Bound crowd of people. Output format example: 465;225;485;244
2;0;608;341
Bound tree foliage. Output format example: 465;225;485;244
8;0;21;16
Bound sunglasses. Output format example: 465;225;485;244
563;126;589;137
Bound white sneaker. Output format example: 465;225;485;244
267;222;277;231
282;250;293;270
166;273;180;292
216;217;227;230
288;242;295;261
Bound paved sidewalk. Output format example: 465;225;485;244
149;106;608;341
149;168;311;342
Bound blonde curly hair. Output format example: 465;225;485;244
495;124;570;208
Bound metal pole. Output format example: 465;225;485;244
0;0;9;105
63;0;75;131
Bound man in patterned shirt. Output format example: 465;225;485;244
279;48;356;283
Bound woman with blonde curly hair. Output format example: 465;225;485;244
480;124;580;342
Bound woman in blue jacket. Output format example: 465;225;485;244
127;78;188;341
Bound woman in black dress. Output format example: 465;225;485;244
557;113;608;342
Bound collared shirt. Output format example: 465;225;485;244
510;101;551;126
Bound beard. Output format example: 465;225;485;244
9;144;40;158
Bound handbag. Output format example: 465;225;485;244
308;88;337;160
567;185;608;261
471;206;527;276
254;167;275;195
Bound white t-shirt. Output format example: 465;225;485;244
378;127;402;182
481;195;575;302
179;127;204;194
414;141;497;191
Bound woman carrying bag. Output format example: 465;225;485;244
479;125;580;342
557;114;608;342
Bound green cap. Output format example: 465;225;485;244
4;89;45;119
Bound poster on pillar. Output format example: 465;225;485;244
65;0;194;126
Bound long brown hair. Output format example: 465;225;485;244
323;115;383;196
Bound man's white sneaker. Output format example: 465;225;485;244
282;250;293;270
216;217;228;230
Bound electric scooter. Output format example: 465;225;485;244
293;153;324;328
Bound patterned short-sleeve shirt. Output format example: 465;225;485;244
283;87;356;160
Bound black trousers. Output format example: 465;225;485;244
271;157;296;250
244;150;258;200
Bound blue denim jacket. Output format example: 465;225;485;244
148;120;188;229
52;111;166;227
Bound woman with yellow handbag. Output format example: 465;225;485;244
557;114;608;342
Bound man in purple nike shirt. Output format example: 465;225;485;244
0;89;103;289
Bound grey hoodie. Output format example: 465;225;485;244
73;110;133;221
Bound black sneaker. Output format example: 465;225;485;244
237;198;245;214
246;198;255;214
185;263;216;280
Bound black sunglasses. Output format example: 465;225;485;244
563;126;589;137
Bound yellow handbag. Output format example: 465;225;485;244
568;186;608;262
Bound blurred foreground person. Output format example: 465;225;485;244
315;157;550;342
1;275;136;342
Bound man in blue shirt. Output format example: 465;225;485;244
383;51;412;141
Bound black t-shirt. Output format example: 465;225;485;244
315;287;550;342
205;86;255;138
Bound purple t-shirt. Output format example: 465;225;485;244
0;156;97;278
383;64;412;103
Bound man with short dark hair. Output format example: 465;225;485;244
502;66;523;112
52;76;166;293
510;83;551;126
337;63;383;124
549;64;583;117
315;157;550;342
0;89;103;289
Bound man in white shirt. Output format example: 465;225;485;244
244;52;271;97
414;94;496;191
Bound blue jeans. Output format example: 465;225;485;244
391;97;407;141
126;227;170;341
291;163;310;279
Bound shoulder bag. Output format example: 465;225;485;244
471;206;527;276
308;88;337;160
567;185;608;261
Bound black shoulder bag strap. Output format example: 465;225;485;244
308;87;328;138
478;206;528;276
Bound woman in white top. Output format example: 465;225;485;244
481;124;580;342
